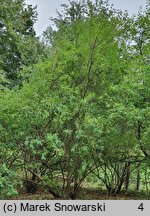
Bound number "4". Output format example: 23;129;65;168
138;203;144;211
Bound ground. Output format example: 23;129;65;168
6;187;150;200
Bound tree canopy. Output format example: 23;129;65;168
0;0;150;199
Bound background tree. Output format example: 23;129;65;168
0;0;149;199
0;0;47;87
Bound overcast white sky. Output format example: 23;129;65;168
25;0;147;36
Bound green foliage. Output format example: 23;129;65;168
0;0;48;87
0;165;18;198
0;0;149;199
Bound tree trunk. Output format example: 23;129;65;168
125;162;131;192
136;168;140;191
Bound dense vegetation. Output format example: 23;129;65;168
0;0;150;199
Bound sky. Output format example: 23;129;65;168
25;0;147;36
